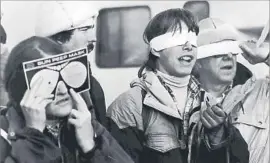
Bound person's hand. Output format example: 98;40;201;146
20;77;53;132
68;89;95;153
239;40;269;65
201;103;227;129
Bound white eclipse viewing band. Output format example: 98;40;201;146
149;31;197;53
197;41;243;59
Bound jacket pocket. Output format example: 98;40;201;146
232;114;267;129
232;113;269;151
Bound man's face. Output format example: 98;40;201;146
64;18;96;51
157;23;197;77
46;81;73;117
199;53;237;84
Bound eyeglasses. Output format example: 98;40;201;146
78;25;95;32
77;16;97;32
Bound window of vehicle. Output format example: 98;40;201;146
96;6;151;68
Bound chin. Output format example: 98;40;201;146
174;69;193;77
216;70;236;84
46;103;73;118
53;109;72;117
219;76;234;84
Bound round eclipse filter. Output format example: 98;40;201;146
30;69;59;96
60;61;87;88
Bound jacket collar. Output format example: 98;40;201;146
222;76;257;114
131;71;201;119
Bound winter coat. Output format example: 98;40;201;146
106;71;249;163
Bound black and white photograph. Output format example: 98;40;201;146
0;1;269;163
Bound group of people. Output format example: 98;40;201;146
0;1;269;163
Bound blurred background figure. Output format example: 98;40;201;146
34;1;107;127
0;12;9;108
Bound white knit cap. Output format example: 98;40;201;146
197;18;243;59
35;1;99;37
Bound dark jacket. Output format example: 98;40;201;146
106;72;249;163
0;106;134;163
89;74;107;128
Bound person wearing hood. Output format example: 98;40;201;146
106;9;249;163
193;17;269;163
0;36;134;163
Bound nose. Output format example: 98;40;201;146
227;52;233;58
56;81;68;95
182;41;193;51
222;52;234;60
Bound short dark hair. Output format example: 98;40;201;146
143;8;199;44
138;8;199;77
49;29;75;44
4;36;64;108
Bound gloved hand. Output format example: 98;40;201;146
239;40;269;65
201;103;227;129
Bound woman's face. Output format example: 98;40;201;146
156;23;197;77
158;43;197;77
45;81;73;117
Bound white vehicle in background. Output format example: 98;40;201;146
1;1;269;107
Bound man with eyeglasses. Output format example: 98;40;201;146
35;1;107;127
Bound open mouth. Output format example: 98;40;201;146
178;55;194;63
221;65;233;70
55;96;70;105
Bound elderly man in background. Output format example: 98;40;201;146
194;17;269;163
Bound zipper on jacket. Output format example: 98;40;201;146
58;124;64;163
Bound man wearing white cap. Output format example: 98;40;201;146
194;17;269;163
35;1;107;127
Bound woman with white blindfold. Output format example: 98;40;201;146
107;8;245;163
